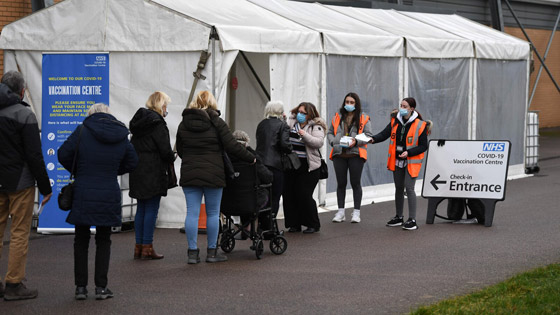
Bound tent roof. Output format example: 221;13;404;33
328;6;475;59
248;0;403;57
151;0;323;53
402;12;530;60
0;0;210;52
0;0;528;59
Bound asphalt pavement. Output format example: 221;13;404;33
1;129;559;314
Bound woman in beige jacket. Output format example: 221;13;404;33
283;102;326;234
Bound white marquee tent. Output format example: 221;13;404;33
0;0;530;227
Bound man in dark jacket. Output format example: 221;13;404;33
0;71;53;301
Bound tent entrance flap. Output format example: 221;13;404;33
240;51;270;101
227;52;270;147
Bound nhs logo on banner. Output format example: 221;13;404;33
483;142;505;151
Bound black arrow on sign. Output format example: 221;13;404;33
430;174;447;190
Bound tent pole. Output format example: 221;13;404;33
212;34;216;97
503;0;560;93
528;9;560;106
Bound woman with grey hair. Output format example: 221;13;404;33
58;103;137;300
255;101;292;236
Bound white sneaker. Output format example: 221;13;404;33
351;210;361;223
332;211;345;223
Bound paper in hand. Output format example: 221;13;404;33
355;133;372;142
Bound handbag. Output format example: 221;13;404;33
222;152;235;179
281;152;301;171
318;150;328;180
167;161;178;189
58;126;83;211
208;116;236;179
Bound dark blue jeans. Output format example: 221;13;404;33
135;196;162;244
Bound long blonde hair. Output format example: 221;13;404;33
146;91;170;116
189;90;217;110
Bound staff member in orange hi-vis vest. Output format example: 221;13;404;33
328;93;373;224
370;97;432;231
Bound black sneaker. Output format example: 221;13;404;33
75;286;88;300
386;216;404;227
402;218;418;230
95;287;114;300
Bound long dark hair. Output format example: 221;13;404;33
340;92;362;130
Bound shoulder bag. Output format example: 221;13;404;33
208;117;235;179
318;150;328;180
58;126;83;211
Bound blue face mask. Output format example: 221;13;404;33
296;112;307;124
344;105;355;112
399;108;409;117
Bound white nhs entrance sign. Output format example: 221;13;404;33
422;140;511;200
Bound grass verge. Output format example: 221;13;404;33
411;264;560;314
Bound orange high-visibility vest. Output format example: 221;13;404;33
387;117;426;178
329;113;370;161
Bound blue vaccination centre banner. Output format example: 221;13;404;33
40;53;109;233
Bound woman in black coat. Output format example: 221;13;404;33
255;101;292;234
176;91;254;264
58;103;137;300
129;91;175;260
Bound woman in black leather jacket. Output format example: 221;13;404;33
255;101;292;233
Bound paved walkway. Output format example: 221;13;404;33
1;130;559;314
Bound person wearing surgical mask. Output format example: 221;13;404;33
283;102;326;234
129;91;175;259
370;97;432;231
328;93;373;224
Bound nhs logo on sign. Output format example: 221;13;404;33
483;142;505;151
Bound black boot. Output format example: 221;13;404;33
187;249;200;264
206;248;227;263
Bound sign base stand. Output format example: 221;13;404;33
425;197;498;227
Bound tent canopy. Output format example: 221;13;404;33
151;0;322;53
327;6;475;59
402;12;530;60
0;0;529;59
0;0;210;51
248;0;403;57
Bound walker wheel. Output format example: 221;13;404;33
220;229;235;253
255;239;264;259
270;236;287;255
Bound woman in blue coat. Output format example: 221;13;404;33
58;103;137;300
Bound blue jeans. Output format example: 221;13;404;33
135;196;162;244
182;186;223;250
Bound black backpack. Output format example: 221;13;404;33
466;199;485;224
437;198;485;224
446;198;466;220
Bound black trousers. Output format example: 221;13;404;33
333;156;365;210
283;158;320;230
259;166;284;232
74;225;112;288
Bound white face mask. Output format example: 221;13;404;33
163;110;168;118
